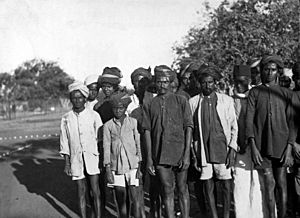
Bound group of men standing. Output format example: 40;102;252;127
60;55;300;218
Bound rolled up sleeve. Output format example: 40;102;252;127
133;119;142;162
182;98;193;129
59;117;70;156
227;98;238;151
142;103;151;131
103;123;111;166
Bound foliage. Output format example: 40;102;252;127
173;0;300;76
0;59;74;111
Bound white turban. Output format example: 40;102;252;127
68;81;89;98
84;74;99;86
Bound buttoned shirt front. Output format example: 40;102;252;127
189;93;238;166
103;116;142;174
59;108;102;177
246;84;294;158
142;92;193;166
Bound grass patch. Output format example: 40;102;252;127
0;111;67;139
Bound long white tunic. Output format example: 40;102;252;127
59;108;102;177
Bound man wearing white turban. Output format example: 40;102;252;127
60;81;103;218
84;75;100;110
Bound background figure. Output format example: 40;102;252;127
232;65;263;218
189;66;237;218
246;55;294;218
179;62;202;97
143;65;193;218
250;58;262;87
84;74;100;110
94;67;123;123
279;68;293;89
93;67;123;216
128;67;154;218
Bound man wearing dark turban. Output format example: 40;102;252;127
127;67;155;218
289;62;300;217
142;65;193;218
246;55;294;218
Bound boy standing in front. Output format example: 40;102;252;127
59;81;103;218
103;93;142;218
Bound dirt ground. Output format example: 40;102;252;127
0;137;204;218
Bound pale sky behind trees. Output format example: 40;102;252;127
0;0;223;87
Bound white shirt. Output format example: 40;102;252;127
85;99;98;111
59;108;102;177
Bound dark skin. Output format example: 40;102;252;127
64;90;101;218
194;75;236;168
87;83;99;101
234;75;250;154
146;77;192;175
131;75;148;218
101;82;116;98
292;75;300;160
106;102;142;218
145;76;192;218
250;62;293;167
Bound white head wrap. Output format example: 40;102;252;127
68;81;89;98
84;74;99;86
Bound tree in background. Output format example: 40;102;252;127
0;72;17;119
173;0;300;75
0;59;74;117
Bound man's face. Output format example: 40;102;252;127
293;75;300;90
132;75;144;91
112;103;126;119
200;75;215;96
251;67;261;86
234;76;250;93
279;75;291;88
102;83;115;97
70;90;86;110
181;72;191;88
156;77;171;95
87;83;99;101
261;62;278;83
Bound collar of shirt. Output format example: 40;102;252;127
201;91;217;100
112;115;128;126
72;108;87;116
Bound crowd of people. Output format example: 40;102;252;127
59;55;300;218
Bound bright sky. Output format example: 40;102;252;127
0;0;223;87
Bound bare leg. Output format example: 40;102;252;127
89;174;102;218
129;185;142;218
149;175;162;218
200;179;218;218
77;179;87;218
114;186;127;218
176;169;189;218
137;180;146;218
262;168;276;218
156;166;175;218
99;170;106;217
273;166;287;218
220;179;231;218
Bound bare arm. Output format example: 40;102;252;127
179;126;192;171
144;130;155;175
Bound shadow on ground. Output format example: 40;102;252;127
3;137;114;217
